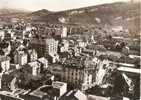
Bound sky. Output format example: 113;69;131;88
0;0;131;11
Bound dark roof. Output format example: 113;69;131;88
29;85;59;99
1;73;14;83
63;58;85;69
0;56;10;62
0;42;9;48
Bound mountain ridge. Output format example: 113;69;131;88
0;2;140;35
29;2;140;35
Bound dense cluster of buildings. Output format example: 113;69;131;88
0;19;140;100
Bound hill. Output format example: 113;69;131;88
30;2;140;23
0;2;140;35
0;8;29;15
29;2;140;35
29;9;52;17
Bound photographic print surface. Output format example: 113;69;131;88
0;0;140;100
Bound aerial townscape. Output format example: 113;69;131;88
0;1;140;100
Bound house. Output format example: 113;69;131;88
122;46;130;56
0;56;10;72
14;44;28;65
0;30;5;40
45;38;58;55
14;51;28;65
61;26;67;38
38;57;48;69
28;61;41;76
45;38;59;63
30;38;46;58
61;57;95;90
77;39;87;48
27;49;38;62
59;39;69;53
0;72;14;91
52;81;67;97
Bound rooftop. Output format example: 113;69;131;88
0;91;24;100
88;95;109;100
63;58;85;69
38;57;47;63
60;90;87;100
29;87;47;98
117;67;140;74
52;81;67;89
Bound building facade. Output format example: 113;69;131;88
14;51;28;65
27;49;38;62
0;56;10;72
61;59;94;90
45;38;59;56
61;26;67;38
